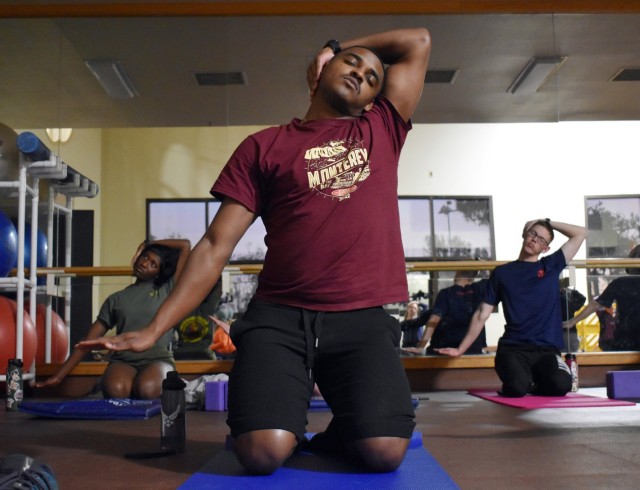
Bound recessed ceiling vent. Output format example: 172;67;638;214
195;72;247;86
507;57;566;94
425;69;458;84
610;68;640;82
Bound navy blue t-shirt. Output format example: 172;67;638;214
430;280;487;353
485;249;566;349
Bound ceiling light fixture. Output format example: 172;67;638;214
84;60;138;99
45;128;73;143
507;56;567;94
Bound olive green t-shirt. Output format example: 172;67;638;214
97;279;175;366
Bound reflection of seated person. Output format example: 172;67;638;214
399;300;431;348
405;270;487;355
173;279;223;359
209;304;237;359
564;245;640;351
560;286;586;352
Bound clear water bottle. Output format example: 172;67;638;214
565;353;579;392
6;358;24;411
160;370;186;452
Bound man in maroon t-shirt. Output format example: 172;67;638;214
81;28;431;474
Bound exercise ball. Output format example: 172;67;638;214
28;302;68;364
0;211;18;277
13;220;48;269
0;296;37;372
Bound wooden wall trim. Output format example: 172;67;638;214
2;1;640;19
35;351;640;376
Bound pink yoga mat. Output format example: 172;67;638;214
468;389;636;408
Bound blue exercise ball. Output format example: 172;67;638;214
0;210;18;277
11;220;48;268
30;225;48;285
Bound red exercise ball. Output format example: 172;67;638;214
28;302;69;364
0;296;37;372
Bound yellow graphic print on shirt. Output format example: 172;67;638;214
305;138;370;201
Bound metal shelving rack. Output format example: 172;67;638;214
0;132;98;382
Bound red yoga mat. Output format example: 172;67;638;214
468;389;636;408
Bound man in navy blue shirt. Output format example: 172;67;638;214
438;219;586;397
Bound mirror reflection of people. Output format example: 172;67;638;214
564;244;640;351
399;301;431;349
438;219;586;398
35;239;190;399
209;304;237;359
404;270;487;355
77;28;431;474
559;286;586;352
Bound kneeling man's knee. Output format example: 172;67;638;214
233;429;297;475
352;436;409;473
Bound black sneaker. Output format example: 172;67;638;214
0;454;59;490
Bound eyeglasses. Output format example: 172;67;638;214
526;229;549;247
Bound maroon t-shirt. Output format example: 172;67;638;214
211;96;410;311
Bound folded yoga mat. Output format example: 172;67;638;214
18;398;161;419
468;389;636;409
179;432;459;489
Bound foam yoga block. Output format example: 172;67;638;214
607;370;640;399
205;381;228;411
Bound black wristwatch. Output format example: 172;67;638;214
323;39;341;54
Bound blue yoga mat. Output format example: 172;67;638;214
18;399;161;420
179;432;458;489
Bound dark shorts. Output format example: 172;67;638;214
495;342;572;397
227;301;416;442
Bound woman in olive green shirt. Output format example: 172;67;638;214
36;239;190;399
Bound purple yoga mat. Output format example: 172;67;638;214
468;389;636;408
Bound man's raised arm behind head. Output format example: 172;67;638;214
549;220;587;263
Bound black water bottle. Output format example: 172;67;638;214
6;358;24;411
161;370;186;452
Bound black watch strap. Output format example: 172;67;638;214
323;39;341;54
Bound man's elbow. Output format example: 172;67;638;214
414;28;432;55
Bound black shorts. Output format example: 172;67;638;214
227;301;416;442
495;342;572;397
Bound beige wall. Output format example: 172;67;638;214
99;126;263;265
400;121;640;260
